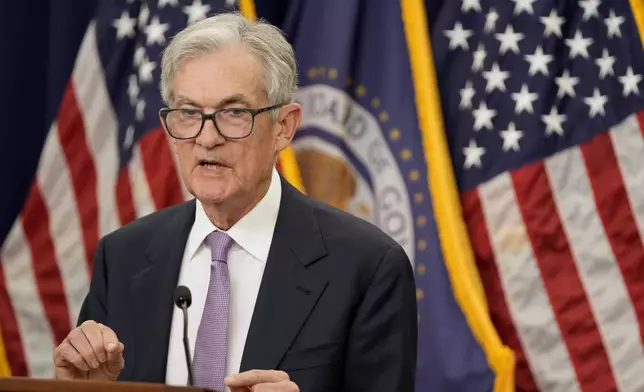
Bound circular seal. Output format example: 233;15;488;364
293;84;415;264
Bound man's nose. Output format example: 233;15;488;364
196;118;225;147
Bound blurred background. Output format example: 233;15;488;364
0;0;643;391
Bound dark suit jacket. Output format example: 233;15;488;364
77;175;418;391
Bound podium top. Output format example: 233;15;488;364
0;377;211;392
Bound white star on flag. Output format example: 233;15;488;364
540;9;565;38
135;99;146;121
605;10;625;39
159;0;179;8
138;3;150;27
525;46;553;76
124;125;135;150
565;30;593;59
144;16;169;46
542;107;566;136
619;67;642;96
483;62;510;93
500;122;524;152
485;9;499;33
463;139;485;169
461;0;482;13
512;0;537;15
127;75;140;105
112;11;136;40
511;84;538;114
134;46;146;67
472;43;486;72
184;0;212;24
555;70;579;98
595;49;615;79
460;81;475;109
472;102;497;131
496;25;524;55
579;0;600;21
445;22;473;51
138;56;157;84
584;88;608;118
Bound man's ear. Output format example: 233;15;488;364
275;102;302;152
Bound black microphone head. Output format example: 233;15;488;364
174;285;192;308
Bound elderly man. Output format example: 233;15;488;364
52;12;417;392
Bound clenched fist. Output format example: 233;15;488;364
53;320;124;381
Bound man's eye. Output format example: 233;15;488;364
180;110;200;118
228;109;246;117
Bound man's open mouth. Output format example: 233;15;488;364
199;160;223;168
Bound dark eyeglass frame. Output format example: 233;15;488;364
159;103;284;140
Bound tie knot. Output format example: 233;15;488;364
207;231;234;263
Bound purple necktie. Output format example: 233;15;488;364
193;231;234;392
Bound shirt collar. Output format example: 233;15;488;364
184;167;282;264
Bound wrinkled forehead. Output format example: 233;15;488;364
170;46;269;108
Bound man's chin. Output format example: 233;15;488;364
195;191;231;206
191;178;235;205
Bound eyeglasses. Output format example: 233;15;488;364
159;104;284;140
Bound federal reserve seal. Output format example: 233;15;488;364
293;84;416;264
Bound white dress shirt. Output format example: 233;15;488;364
165;168;282;388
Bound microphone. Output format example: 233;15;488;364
173;285;195;386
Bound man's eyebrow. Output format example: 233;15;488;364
174;96;202;107
216;94;252;108
173;94;253;109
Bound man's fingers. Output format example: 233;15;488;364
54;340;90;372
104;348;125;377
98;324;123;364
249;380;299;392
66;327;100;369
105;342;125;366
225;370;290;388
53;321;125;381
80;321;107;364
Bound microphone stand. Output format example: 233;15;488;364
180;303;195;386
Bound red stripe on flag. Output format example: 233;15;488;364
20;184;71;345
461;189;539;392
511;162;617;392
139;128;184;209
0;257;27;376
56;84;99;269
638;111;644;140
581;132;644;345
115;168;137;226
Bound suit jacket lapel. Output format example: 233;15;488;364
129;200;196;382
240;178;328;371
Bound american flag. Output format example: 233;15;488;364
0;0;243;378
432;0;644;390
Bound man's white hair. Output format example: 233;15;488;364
160;12;298;107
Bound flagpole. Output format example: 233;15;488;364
0;325;10;376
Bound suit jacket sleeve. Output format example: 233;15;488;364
76;238;109;327
344;242;418;391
